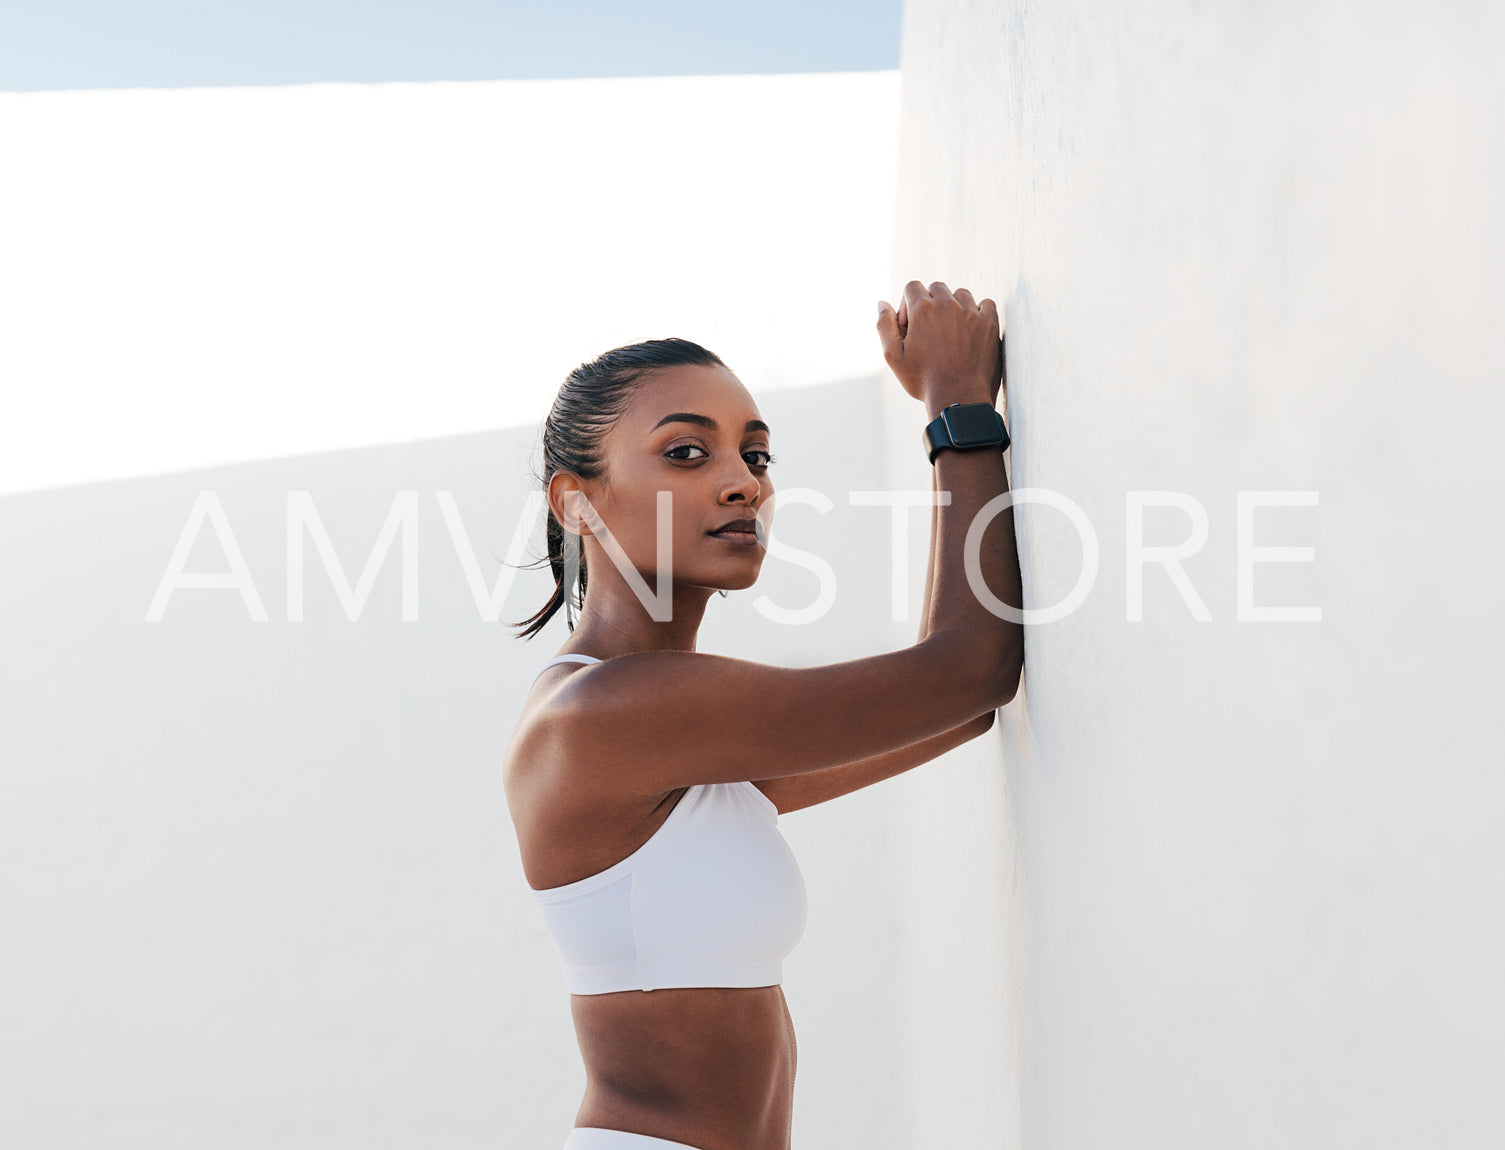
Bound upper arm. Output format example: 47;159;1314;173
546;633;1011;799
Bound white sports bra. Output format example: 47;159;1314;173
524;653;808;995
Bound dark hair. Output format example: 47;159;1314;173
508;337;730;641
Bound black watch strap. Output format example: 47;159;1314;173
923;402;1010;465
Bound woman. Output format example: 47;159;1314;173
503;280;1024;1150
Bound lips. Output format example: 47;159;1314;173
709;516;759;537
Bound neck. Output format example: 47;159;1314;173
562;579;713;659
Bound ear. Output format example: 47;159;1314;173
547;472;599;538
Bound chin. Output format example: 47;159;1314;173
705;566;764;593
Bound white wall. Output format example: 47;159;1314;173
1;372;965;1149
887;0;1505;1146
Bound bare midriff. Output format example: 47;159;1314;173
570;983;796;1150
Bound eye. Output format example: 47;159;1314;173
664;443;777;469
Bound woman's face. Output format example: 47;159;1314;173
566;363;775;593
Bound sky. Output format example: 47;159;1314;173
0;0;902;90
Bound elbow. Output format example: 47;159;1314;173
1002;649;1024;704
927;629;1023;716
982;642;1024;711
1003;653;1024;706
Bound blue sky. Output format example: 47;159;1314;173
0;0;903;90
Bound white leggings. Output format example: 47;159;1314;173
562;1127;706;1150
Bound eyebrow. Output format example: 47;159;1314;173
650;412;771;436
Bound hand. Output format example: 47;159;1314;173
876;280;1004;411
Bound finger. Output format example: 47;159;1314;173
928;280;954;304
980;297;1001;331
902;280;929;316
875;299;900;361
954;287;977;310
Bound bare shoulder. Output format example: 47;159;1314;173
504;661;672;889
503;660;603;808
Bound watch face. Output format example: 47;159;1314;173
943;404;1002;446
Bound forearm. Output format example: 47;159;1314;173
766;705;994;814
918;463;941;643
922;393;1025;703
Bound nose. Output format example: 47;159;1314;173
718;459;763;506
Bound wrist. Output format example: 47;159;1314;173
924;392;994;420
922;398;1010;465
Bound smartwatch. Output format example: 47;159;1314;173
922;402;1010;465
